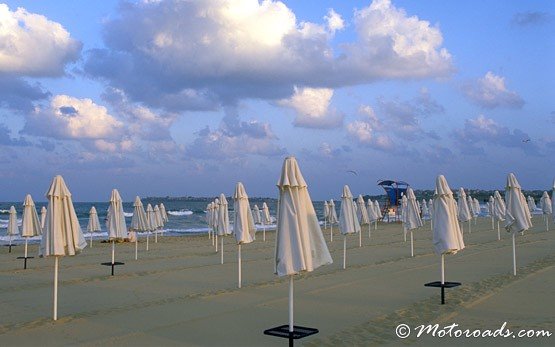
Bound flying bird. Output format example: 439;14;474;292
522;139;531;143
346;170;358;176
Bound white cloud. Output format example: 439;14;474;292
0;4;81;77
278;86;343;128
463;72;524;109
346;120;373;143
24;95;123;139
325;9;345;33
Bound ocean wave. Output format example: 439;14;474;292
0;209;10;214
123;212;133;217
168;210;193;216
0;218;22;228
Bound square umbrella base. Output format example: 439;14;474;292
264;325;318;346
4;244;17;253
424;281;461;304
101;262;125;276
16;256;34;269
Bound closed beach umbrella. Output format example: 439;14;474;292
432;175;464;288
130;197;148;259
262;202;271;242
323;201;330;230
206;202;214;240
504;173;532;276
40;206;47;231
339;185;360;268
493;191;506;240
274;157;332;336
488;196;495;229
105;189;127;275
145;203;156;250
400;195;408;241
87;206;101;248
422;199;429;218
159;203;169;223
405;187;423;257
153;205;163;242
457;188;472;233
356;195;369;245
6;205;19;253
253;205;261;225
233;182;256;288
39;175;86;320
374;200;382;230
328;199;338;242
367;199;378;236
527;196;536;213
211;199;219;250
21;195;41;267
540;191;552;231
473;198;480;216
217;194;231;264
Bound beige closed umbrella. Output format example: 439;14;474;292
262;202;271;242
20;195;41;268
104;189;128;276
159;203;169;223
328;199;338;242
504;173;532;276
40;206;47;232
426;175;464;304
540;191;552;231
233;182;256;288
339;185;360;269
6;205;19;253
154;205;163;242
145;203;155;251
87;206;101;248
457;188;473;233
356;195;369;246
404;187;423;257
39;175;87;320
217;194;231;264
268;157;332;343
130;196;148;260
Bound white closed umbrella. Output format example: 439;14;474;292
87;206;101;248
374;200;382;230
105;189;128;275
212;199;219;251
400;195;408;241
159;203;169;223
145;204;155;250
339;185;360;269
39;175;86;320
274;157;332;337
153;204;163;242
206;202;213;240
323;201;330;230
488;196;495;230
504;173;532;276
540;191;552;231
356;195;369;246
527;196;536;213
253;205;261;225
428;198;434;230
430;175;465;303
130;196;148;260
233;182;256;288
473;198;481;217
367;199;378;237
493;190;506;240
217;194;231;264
404;187;423;257
20;195;41;268
262;202;271;242
328;199;338;242
6;205;19;253
457;188;472;233
422;199;429;218
40;206;47;231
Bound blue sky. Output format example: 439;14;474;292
0;0;553;201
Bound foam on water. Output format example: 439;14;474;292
167;210;193;216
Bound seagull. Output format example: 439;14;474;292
346;170;358;176
522;139;531;143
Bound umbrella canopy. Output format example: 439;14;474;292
374;200;382;219
527;196;536;213
262;202;271;224
40;206;47;230
473;198;481;215
22;195;41;237
323;201;330;222
339;185;360;235
206;203;213;226
428;198;434;217
504;173;532;234
432;175;465;255
130;197;148;231
146;204;156;230
87;206;102;232
154;205;164;229
540;191;552;215
274;157;332;276
467;196;476;216
328;199;338;223
488;196;495;216
106;189;128;240
253;204;262;224
211;199;219;228
159;203;169;223
457;188;472;222
7;205;20;236
367;199;378;222
400;195;408;224
422;199;429;216
493;191;506;221
233;182;256;244
404;188;423;230
356;195;369;225
217;194;231;236
39;175;86;257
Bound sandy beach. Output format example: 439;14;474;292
1;216;553;346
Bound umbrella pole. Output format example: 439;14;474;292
497;222;500;240
112;240;115;264
146;232;150;251
215;234;218;252
330;224;333;242
343;236;346;269
512;234;517;276
491;216;494;230
155;230;158;243
221;237;224;264
9;235;12;253
410;231;414;257
403;227;406;242
430;218;433;231
238;244;241;288
374;220;377;230
289;275;294;334
368;224;371;240
212;230;215;246
359;228;362;248
53;256;59;321
263;225;266;242
135;237;138;260
25;238;28;258
441;254;445;285
90;232;93;248
546;216;549;232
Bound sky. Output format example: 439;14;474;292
0;0;553;201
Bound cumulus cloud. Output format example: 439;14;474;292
277;86;343;128
463;72;524;109
84;0;452;111
0;76;50;112
346;119;395;151
454;115;539;155
511;11;551;26
0;4;81;77
186;108;286;160
23;95;124;139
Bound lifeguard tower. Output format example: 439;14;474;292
377;180;409;222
